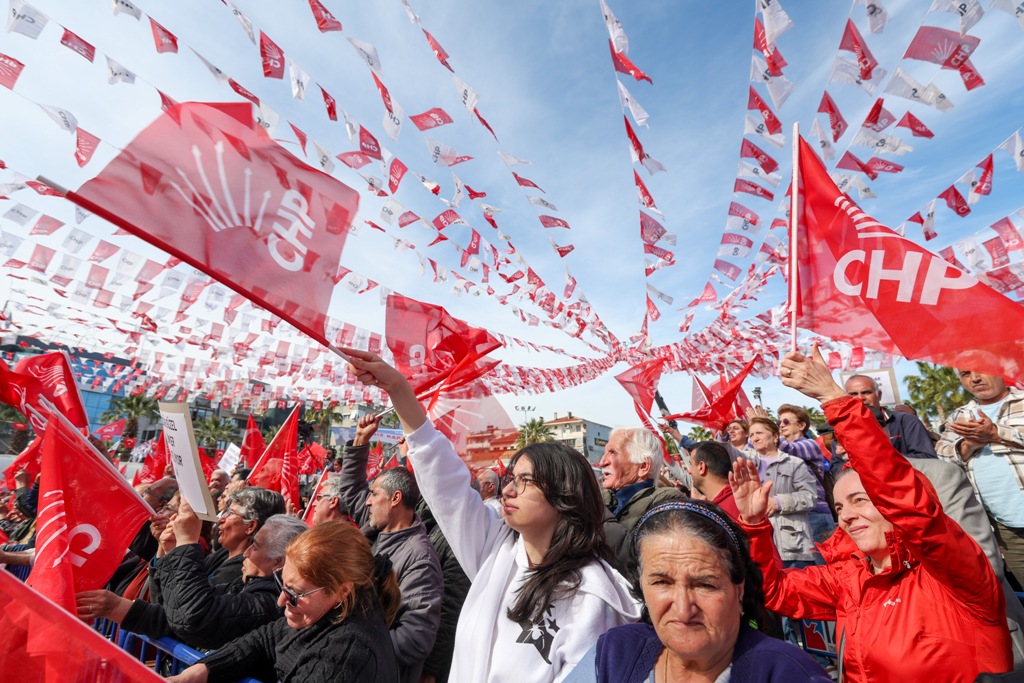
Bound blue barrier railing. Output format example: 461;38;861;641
94;618;262;682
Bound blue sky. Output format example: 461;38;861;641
1;0;1023;429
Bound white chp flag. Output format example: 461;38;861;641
39;103;78;132
8;0;48;39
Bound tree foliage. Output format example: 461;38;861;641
515;417;553;449
195;415;238;450
904;362;970;425
687;426;713;442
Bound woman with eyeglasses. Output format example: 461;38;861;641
168;520;401;683
340;349;641;683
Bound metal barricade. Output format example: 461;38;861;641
94;618;262;682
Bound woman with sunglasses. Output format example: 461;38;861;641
341;349;641;683
168;521;401;683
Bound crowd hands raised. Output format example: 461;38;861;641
4;344;1024;683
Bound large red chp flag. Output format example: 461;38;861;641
27;412;153;614
795;136;1023;381
70;101;359;347
14;351;89;431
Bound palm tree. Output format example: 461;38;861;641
904;362;970;424
0;404;30;454
262;424;281;444
514;417;553;449
803;405;827;430
100;394;159;461
100;394;160;441
307;404;344;446
687;426;713;442
195;415;239;452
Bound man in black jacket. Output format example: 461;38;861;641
339;414;443;683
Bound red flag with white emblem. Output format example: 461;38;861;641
794;136;1024;381
68;102;359;348
248;405;301;510
27;411;153;613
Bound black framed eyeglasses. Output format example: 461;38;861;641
273;568;325;607
501;473;537;495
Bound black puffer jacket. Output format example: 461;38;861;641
120;543;281;649
202;606;400;683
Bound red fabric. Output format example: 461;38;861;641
241;413;267;468
609;41;652;83
92;417;126;440
795;136;1024;380
747;86;781;135
839;18;878;79
614;358;666;416
0;571;162;683
3;436;41;491
817;91;847;142
366;443;385;481
27;414;152;613
259;31;285;79
710;484;741;523
307;0;342;32
741;396;1010;683
71;101;359;348
248;406;300;510
1;353;87;432
384;294;502;398
133;432;169;486
664;356;758;432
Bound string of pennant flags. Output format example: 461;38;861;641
1;0;621;353
2;0;1023;418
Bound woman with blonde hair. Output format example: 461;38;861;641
168;521;401;683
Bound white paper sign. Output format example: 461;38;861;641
159;402;218;521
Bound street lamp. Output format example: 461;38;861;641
752;387;763;407
514;405;535;425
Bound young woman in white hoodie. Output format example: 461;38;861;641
343;348;641;683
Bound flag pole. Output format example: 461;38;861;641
788;123;800;353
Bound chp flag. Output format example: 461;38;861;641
793;136;1024;381
27;409;154;614
62;101;360;349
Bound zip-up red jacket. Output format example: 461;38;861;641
741;395;1011;683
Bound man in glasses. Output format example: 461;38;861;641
309;477;350;526
338;414;443;683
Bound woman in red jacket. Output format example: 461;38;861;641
730;344;1011;683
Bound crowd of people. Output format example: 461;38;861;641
2;344;1024;683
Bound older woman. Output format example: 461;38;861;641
77;501;307;649
343;348;641;683
565;500;830;682
746;417;818;566
731;345;1012;683
168;520;401;683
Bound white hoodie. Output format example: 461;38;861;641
406;421;641;683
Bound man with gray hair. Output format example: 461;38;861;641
475;468;502;516
596;427;685;573
339;414;443;683
844;374;936;459
309;476;350;525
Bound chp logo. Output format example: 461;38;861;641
830;194;973;306
168;140;325;273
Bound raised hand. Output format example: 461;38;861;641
353;414;382;447
341;348;426;434
779;343;847;403
729;458;774;525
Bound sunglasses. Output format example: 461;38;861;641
273;568;326;607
